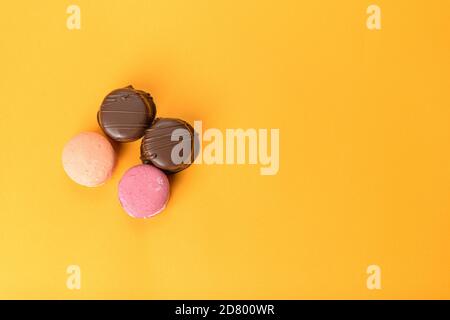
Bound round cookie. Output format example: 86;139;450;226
62;132;115;187
98;85;156;142
118;164;170;218
140;118;195;173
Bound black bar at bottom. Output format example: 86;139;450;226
0;300;447;318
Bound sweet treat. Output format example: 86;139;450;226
97;85;156;142
140;118;195;173
62;132;115;187
118;164;170;218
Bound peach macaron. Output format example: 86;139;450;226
62;132;116;187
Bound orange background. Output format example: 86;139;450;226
0;0;449;299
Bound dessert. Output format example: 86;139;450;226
62;132;115;187
140;118;195;173
98;85;156;142
118;164;170;218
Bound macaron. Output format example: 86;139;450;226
62;132;116;187
97;86;156;142
118;164;170;218
140;118;196;173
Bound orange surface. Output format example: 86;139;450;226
0;0;449;299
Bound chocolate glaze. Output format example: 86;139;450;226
140;118;195;173
98;86;156;142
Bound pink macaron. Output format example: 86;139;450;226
118;164;170;218
62;132;116;187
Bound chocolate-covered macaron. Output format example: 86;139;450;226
140;118;195;173
98;86;156;142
